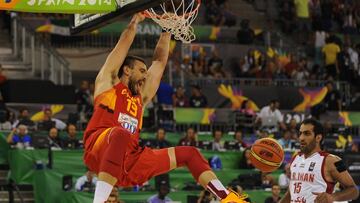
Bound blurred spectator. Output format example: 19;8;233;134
153;128;171;149
172;86;189;107
257;128;270;139
197;190;217;203
12;108;36;130
48;127;63;149
348;142;359;153
38;108;66;131
291;58;309;80
75;170;97;192
208;50;224;75
261;172;275;189
205;0;224;26
147;181;172;203
322;38;341;79
178;127;198;146
279;0;295;34
157;80;174;106
239;148;254;169
287;118;298;135
189;85;208;108
240;100;256;116
0;65;7;85
63;124;82;149
75;81;92;121
234;130;247;149
278;163;290;190
284;54;299;78
324;81;342;111
237;19;255;45
256;100;286;131
6;125;31;148
294;0;311;43
314;30;327;65
212;129;225;151
105;187;121;203
229;184;251;202
264;184;281;203
278;130;295;150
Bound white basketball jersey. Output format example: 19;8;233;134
289;152;335;203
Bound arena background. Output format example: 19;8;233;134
1;0;360;202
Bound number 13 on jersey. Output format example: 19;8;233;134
126;98;138;117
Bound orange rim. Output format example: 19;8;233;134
143;0;201;19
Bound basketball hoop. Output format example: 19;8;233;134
144;0;201;43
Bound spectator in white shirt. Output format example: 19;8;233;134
278;163;290;190
75;170;98;192
255;100;286;131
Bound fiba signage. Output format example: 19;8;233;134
0;0;115;13
26;0;111;6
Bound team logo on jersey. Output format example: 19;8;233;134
308;162;316;172
118;113;138;134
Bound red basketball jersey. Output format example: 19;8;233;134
84;82;143;150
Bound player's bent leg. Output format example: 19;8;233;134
173;146;248;203
94;127;132;203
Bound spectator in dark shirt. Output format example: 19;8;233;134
177;127;198;146
239;148;254;169
153;128;171;149
0;65;7;85
264;184;281;203
63;124;82;149
12;108;36;130
172;86;189;107
324;81;342;111
189;85;208;108
48;127;62;149
38;108;66;131
6;124;31;148
75;80;93;121
234;130;247;148
157;81;174;106
237;19;255;45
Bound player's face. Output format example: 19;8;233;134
128;60;147;95
298;124;317;154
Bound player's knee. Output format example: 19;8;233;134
175;146;201;164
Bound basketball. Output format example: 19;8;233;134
249;138;284;172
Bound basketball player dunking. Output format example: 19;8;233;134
83;13;247;203
279;118;359;203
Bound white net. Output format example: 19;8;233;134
145;0;200;43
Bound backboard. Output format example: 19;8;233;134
70;0;168;35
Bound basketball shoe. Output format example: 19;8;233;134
220;190;249;203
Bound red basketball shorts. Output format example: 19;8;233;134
83;127;170;186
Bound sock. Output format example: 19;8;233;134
206;179;229;199
93;180;113;203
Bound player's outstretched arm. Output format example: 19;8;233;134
94;13;144;98
141;32;171;106
279;189;290;203
316;155;359;202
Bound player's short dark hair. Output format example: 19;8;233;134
117;55;146;78
301;118;324;142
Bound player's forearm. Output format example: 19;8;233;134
332;186;359;201
112;16;139;54
152;32;171;66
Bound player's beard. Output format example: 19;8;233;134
300;137;317;155
128;77;138;96
128;75;144;96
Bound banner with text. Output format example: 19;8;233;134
0;0;115;13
